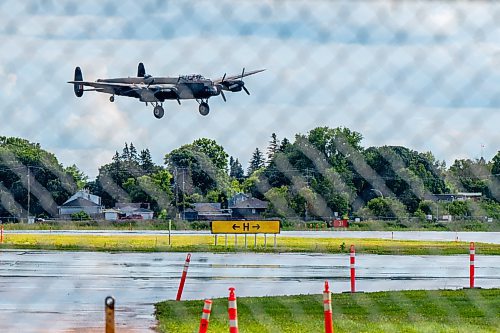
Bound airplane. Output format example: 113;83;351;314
68;63;265;119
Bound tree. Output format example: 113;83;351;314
229;157;244;180
267;133;280;164
278;138;290;152
140;148;155;174
446;200;471;218
448;158;491;197
192;138;229;172
265;186;291;218
121;143;130;161
359;197;409;220
248;148;265;175
65;165;88;190
492;151;500;179
0;136;76;217
164;138;231;200
363;146;448;212
129;143;138;163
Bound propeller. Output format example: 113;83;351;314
220;90;227;102
219;68;250;95
240;68;250;94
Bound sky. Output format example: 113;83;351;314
1;0;499;178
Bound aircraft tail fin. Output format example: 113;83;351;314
138;62;146;77
73;67;84;97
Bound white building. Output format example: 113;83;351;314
58;189;104;218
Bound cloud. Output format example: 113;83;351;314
1;0;499;178
0;66;17;96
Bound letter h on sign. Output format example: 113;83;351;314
243;223;250;231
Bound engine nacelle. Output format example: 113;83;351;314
73;67;84;97
226;80;244;92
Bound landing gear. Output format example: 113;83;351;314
198;102;210;116
109;95;115;102
153;105;164;119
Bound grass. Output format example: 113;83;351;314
1;233;499;255
155;288;500;332
2;218;499;232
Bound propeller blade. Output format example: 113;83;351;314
221;90;227;102
241;67;245;79
222;73;226;82
243;86;250;95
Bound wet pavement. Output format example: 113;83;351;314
0;250;499;332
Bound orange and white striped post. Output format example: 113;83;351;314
198;299;212;333
176;253;191;301
469;242;475;289
350;245;356;293
228;287;238;333
323;281;334;333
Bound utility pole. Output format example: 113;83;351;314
182;169;185;220
174;167;178;213
27;167;30;223
304;168;313;222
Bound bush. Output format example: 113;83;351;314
191;221;210;230
462;220;488;231
70;211;91;221
280;219;294;229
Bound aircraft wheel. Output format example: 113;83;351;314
110;95;115;102
199;102;210;116
153;106;164;119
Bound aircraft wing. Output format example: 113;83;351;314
67;81;177;93
213;69;266;84
67;81;141;89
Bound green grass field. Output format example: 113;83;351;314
1;233;499;255
155;289;500;333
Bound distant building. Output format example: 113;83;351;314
103;208;121;221
431;192;482;202
182;203;231;221
131;208;154;220
110;203;154;220
229;197;268;219
58;190;103;218
228;193;250;207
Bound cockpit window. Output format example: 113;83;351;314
180;74;205;81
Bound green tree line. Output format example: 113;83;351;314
0;128;499;221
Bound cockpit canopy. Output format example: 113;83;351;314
180;74;206;81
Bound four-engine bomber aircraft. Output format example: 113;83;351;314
68;63;265;119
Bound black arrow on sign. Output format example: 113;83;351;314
232;224;240;230
252;224;260;230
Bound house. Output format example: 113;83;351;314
182;203;231;221
229;197;268;219
103;208;121;221
228;193;250;207
65;189;102;205
431;192;482;202
131;207;154;220
58;190;104;218
111;203;154;220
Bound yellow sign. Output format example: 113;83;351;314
211;220;280;234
